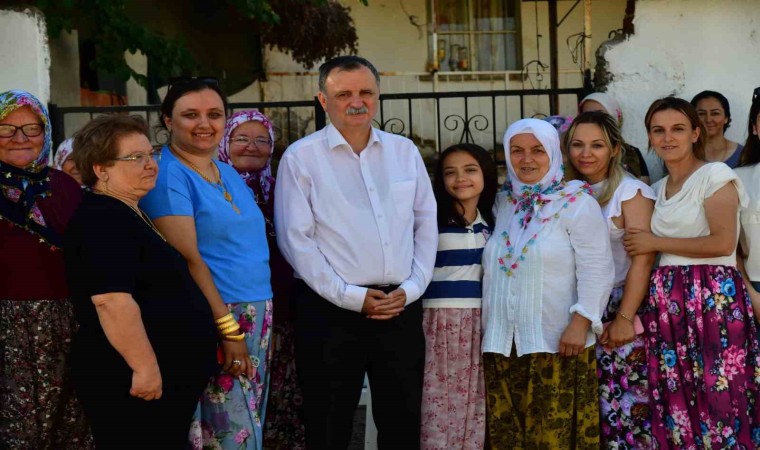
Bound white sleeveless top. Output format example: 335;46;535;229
651;162;747;267
592;176;656;287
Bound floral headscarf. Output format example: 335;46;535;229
498;118;590;277
0;90;58;246
579;92;623;127
51;138;74;170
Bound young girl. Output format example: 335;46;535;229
420;144;497;449
565;111;655;448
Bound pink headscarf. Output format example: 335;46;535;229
217;110;276;203
51;138;74;170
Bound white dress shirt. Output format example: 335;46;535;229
274;124;438;312
481;192;614;357
736;163;760;281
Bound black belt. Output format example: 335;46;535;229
364;284;400;294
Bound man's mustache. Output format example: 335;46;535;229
346;106;369;115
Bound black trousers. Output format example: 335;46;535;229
294;282;425;450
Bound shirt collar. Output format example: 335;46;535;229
325;123;381;153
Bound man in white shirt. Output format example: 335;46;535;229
275;56;437;449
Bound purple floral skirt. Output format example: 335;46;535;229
643;265;760;449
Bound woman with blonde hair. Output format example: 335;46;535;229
565;111;655;448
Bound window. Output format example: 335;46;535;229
429;0;520;72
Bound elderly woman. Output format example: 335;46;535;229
481;118;614;449
580;92;651;184
140;79;273;450
52;137;83;185
64;114;217;448
691;90;744;168
217;110;305;449
0;90;91;448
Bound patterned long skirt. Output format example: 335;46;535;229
420;308;485;450
596;286;651;449
643;265;760;449
0;298;93;449
189;300;273;450
483;347;599;450
263;320;306;450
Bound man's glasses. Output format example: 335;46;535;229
167;76;220;92
112;148;162;165
0;123;44;138
230;136;273;150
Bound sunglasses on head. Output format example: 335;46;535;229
167;76;220;92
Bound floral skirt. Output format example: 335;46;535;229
189;300;273;450
483;347;599;450
262;320;306;450
420;308;485;450
644;265;760;449
596;286;651;449
0;298;93;449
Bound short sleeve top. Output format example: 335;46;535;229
651;162;747;267
64;192;217;373
591;176;655;287
735;163;760;281
140;147;272;303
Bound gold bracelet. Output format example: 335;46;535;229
617;311;635;323
223;332;245;342
215;313;234;325
218;322;241;335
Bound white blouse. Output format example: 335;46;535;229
735;163;760;281
651;162;747;267
481;192;614;357
592;176;656;287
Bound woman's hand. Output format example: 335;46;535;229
623;228;658;256
559;314;590;357
598;316;635;350
221;339;254;379
130;363;162;401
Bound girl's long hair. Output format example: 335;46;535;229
433;143;497;227
738;90;760;167
563;111;626;206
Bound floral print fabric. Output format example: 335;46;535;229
596;286;651;449
0;298;92;449
644;265;760;449
483;348;600;450
189;300;273;450
420;308;485;449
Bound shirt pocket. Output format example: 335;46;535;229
390;180;416;215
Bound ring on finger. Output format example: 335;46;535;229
232;359;242;366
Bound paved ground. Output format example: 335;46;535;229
348;406;367;450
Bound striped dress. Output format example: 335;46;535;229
420;211;490;450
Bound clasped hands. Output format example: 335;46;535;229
361;288;406;320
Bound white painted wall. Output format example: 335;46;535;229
603;0;760;182
0;8;50;103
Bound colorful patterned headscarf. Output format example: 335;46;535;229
217;110;276;203
579;92;624;128
51;138;74;170
497;118;590;277
0;90;58;246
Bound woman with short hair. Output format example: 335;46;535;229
64;114;217;448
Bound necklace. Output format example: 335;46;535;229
171;146;240;214
94;191;167;242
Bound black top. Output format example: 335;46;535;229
64;192;217;381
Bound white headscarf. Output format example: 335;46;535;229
498;118;590;276
51;138;74;170
579;92;623;127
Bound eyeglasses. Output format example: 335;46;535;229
230;136;273;150
0;123;44;138
167;76;220;92
112;148;162;165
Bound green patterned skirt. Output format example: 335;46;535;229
483;347;599;450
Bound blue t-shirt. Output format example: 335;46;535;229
140;146;272;303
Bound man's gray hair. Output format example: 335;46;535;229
318;56;380;93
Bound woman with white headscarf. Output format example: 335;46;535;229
481;118;614;449
52;138;83;185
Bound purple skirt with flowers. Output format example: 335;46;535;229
643;264;760;449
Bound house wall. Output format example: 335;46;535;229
603;0;760;181
0;8;50;103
